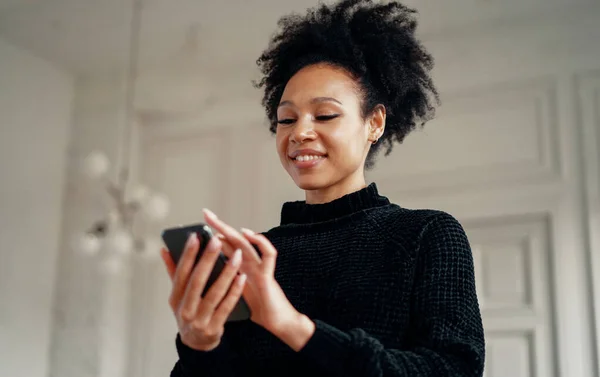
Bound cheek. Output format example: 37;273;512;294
275;131;288;159
325;121;367;157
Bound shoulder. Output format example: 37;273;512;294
368;204;464;237
418;211;470;249
369;204;470;252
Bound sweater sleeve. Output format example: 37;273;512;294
170;332;239;376
297;212;486;377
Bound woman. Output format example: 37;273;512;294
161;0;485;376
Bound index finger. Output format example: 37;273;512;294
203;209;261;265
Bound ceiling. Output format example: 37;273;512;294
0;0;589;77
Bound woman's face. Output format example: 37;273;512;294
276;64;383;193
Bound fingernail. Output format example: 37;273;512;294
231;249;242;266
240;228;254;235
206;236;220;252
186;232;198;247
238;273;247;285
203;208;217;220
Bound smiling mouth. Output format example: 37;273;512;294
289;154;327;169
291;154;327;162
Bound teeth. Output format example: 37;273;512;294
295;155;324;162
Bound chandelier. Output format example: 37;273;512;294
74;0;168;274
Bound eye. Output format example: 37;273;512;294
277;119;295;125
316;114;340;121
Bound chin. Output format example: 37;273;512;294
291;174;330;191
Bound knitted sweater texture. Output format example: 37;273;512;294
171;183;485;377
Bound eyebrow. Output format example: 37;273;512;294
278;97;343;108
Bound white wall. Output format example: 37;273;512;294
0;37;74;377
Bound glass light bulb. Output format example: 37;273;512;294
144;193;170;221
83;151;110;179
77;233;101;255
106;229;133;255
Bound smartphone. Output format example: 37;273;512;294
161;223;251;322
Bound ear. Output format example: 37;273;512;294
368;104;386;144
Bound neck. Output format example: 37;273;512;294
305;172;367;204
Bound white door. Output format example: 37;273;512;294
129;3;600;377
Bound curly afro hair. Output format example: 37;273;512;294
254;0;439;169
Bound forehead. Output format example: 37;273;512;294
280;64;359;103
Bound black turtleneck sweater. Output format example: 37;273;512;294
171;183;485;377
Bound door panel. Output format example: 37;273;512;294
468;216;555;377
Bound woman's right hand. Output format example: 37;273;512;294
161;232;247;351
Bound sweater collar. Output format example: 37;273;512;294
279;183;390;225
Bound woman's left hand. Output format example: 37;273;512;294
202;208;315;351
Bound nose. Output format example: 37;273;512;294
289;116;317;144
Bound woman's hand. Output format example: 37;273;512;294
160;232;247;351
202;208;315;351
